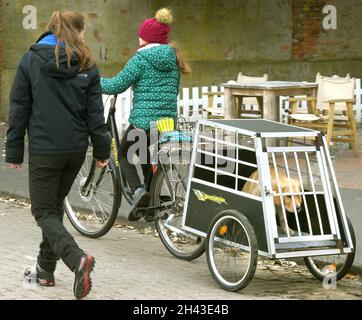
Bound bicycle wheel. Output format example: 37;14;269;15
206;210;258;291
304;216;356;281
65;145;121;238
151;150;205;260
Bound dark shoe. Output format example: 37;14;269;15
144;212;155;223
73;255;95;300
128;209;142;221
24;264;55;287
128;188;150;221
128;208;142;221
144;214;155;222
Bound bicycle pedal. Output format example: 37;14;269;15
144;214;155;223
131;207;150;218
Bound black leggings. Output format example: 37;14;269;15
119;125;153;193
29;153;86;273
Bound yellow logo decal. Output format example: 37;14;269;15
111;138;119;167
192;189;228;205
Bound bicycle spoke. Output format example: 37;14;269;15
94;196;109;222
97;176;112;188
89;200;102;228
94;196;112;210
95;189;115;198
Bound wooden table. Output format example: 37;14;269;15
222;81;318;122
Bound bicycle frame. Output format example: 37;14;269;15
81;95;178;215
107;96;121;168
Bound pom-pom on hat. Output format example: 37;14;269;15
138;8;173;44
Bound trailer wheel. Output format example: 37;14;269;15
304;216;356;281
206;210;258;291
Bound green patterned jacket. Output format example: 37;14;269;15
101;44;180;130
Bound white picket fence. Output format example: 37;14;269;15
104;78;362;135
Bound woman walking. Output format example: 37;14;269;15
5;11;110;299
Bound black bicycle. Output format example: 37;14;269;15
64;95;205;260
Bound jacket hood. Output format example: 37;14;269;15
137;44;177;72
30;32;81;79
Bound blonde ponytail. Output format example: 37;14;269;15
47;11;94;71
169;41;191;75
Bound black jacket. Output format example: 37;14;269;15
6;32;110;164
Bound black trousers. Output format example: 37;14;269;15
29;153;86;273
119;125;153;193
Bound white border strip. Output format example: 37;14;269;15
191;177;262;202
277;234;335;243
275;248;352;259
198;135;256;152
194;164;259;184
197;149;258;168
266;146;317;153
260;131;318;138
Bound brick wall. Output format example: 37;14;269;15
292;0;327;61
1;0;362;120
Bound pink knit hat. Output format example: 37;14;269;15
138;8;173;44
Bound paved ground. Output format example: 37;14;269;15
0;200;361;300
1;124;361;272
0;123;361;300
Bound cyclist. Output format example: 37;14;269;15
101;8;191;221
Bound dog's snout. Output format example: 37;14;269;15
296;204;302;212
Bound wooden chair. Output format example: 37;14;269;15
234;73;268;118
202;91;225;119
203;73;268;119
288;74;359;157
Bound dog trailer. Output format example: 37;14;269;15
180;119;355;291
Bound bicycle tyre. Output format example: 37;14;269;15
151;151;206;260
304;216;356;281
206;210;258;291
